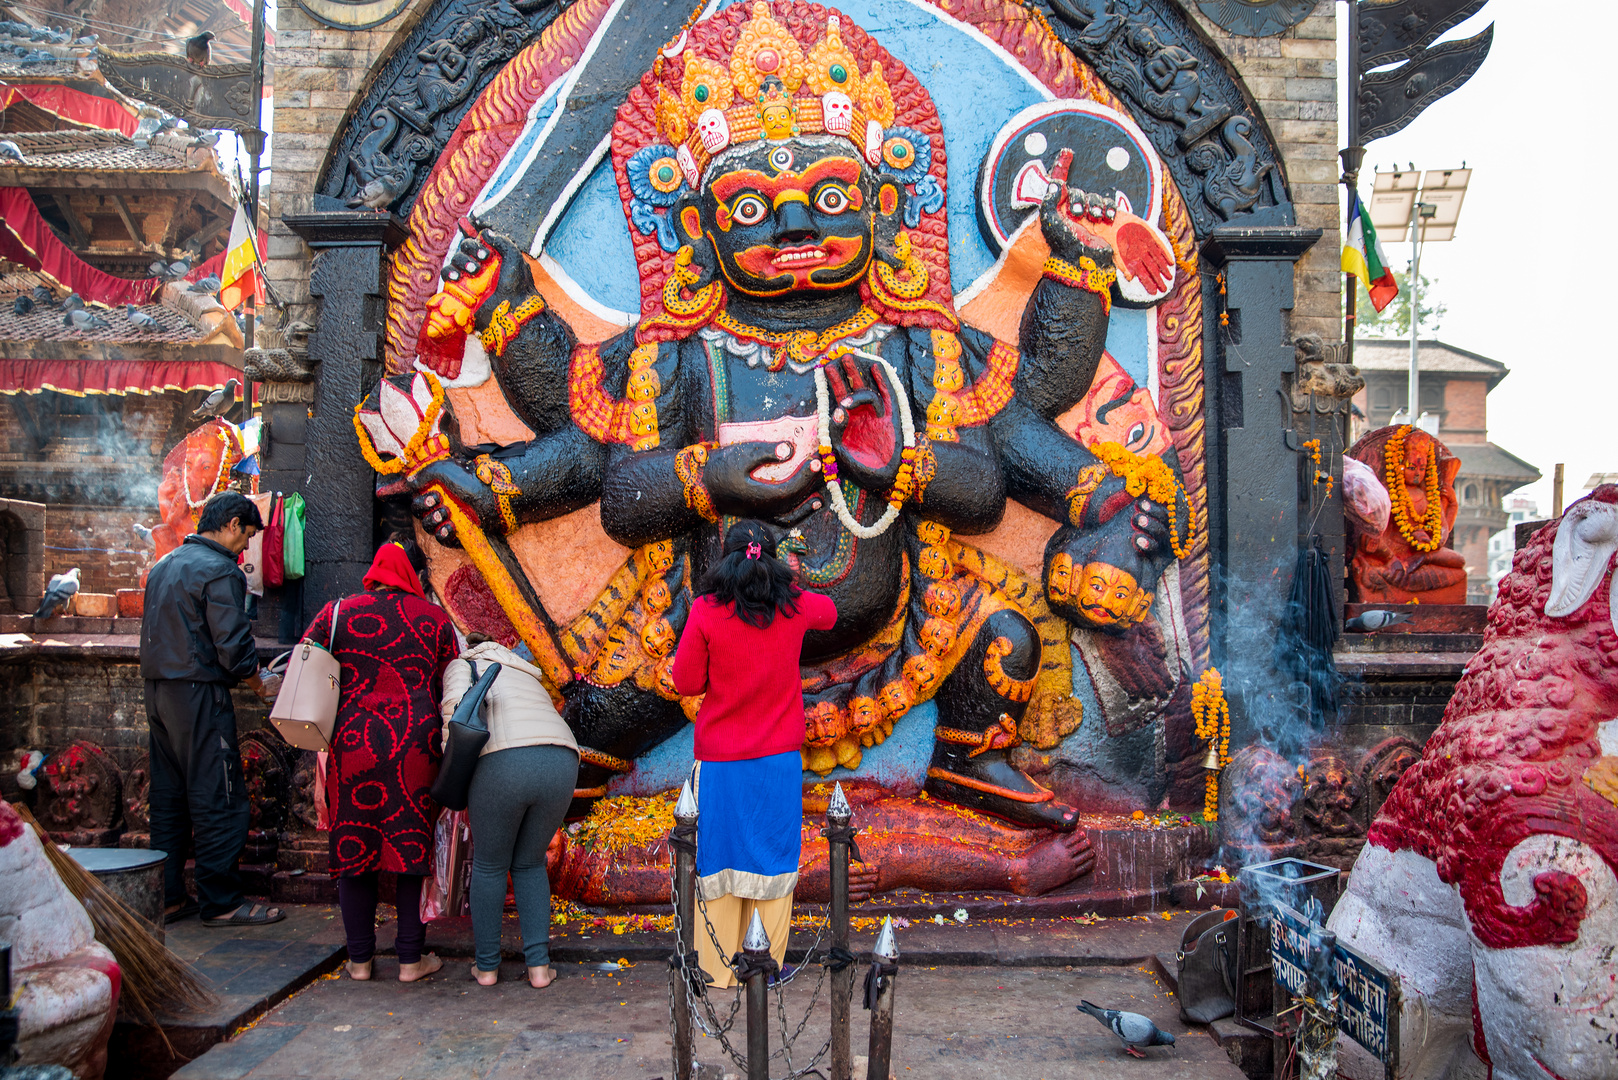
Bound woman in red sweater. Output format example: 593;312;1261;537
671;521;836;988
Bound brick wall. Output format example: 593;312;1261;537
1186;0;1341;341
1442;378;1487;443
43;505;159;594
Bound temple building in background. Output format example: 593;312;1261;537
1350;337;1541;605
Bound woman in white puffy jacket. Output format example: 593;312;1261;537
440;633;578;988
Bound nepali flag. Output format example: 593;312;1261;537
1342;188;1398;312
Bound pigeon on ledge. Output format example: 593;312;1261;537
131;522;155;545
189;274;221;294
126;304;159;329
64;308;110;330
1076;1001;1176;1058
31;285;55;306
12;295;32;316
1344;609;1414;633
190;378;240;420
61;292;84;312
0;140;23;162
33;567;79;619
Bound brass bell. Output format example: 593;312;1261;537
1202;744;1222;770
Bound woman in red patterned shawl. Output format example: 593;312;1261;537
302;537;458;982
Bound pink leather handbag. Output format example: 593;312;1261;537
269;598;341;751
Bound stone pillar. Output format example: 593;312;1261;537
1202;226;1321;745
281;212;409;619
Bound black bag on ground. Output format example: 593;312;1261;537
430;660;501;812
1175;908;1239;1024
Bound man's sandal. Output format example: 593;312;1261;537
202;903;286;927
164;900;200;925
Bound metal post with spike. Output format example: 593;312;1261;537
824;781;856;1080
742;910;774;1080
669;779;699;1080
865;916;899;1080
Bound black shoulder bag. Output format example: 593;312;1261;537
429;660;501;811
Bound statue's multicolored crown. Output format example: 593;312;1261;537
656;2;897;185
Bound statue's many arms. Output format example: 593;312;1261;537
362;2;1196;898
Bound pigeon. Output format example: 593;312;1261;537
73;34;96;46
185;30;213;66
1344;609;1414;633
1076;1001;1176;1058
63;308;109;330
0;140;22;162
189;274;221;294
157;116;186;133
32;567;79;619
12;295;32;316
61;292;84;312
126;304;158;329
167;259;192;278
190;378;239;420
31;285;55;306
148;259;170;278
188;130;220;150
346;174;403;211
131;522;154;545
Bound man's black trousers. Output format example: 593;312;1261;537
145;679;250;919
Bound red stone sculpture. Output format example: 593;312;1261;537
1328;487;1618;1080
1345;424;1466;605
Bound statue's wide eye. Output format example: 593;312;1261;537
815;185;849;214
730;195;768;226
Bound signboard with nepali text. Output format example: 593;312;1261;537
1270;902;1402;1067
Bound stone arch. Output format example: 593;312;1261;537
0;499;46;614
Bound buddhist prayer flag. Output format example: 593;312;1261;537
218;203;263;311
1342;189;1398;312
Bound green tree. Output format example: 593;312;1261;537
1344;269;1447;338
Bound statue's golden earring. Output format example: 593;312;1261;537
868;229;931;307
663;244;722;317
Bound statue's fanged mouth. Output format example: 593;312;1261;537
771;244;828;270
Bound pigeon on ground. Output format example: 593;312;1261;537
31;285;55;306
12;295;32;316
126;304;158;329
64;308;109;330
0;140;23;162
61;292;84;312
188;130;220;150
1076;1001;1176;1058
185;31;213;66
1344;609;1414;633
32;567;79;619
190;378;239;420
189;274;221;294
131;522;154;545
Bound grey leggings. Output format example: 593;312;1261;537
467;743;579;970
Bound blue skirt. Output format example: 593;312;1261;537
694;751;802;901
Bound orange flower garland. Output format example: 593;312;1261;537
1191;667;1230;821
1383;425;1443;553
1089;441;1200;561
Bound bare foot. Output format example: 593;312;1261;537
398;953;443;982
472;964;498;986
528;965;556;989
1008;830;1096;895
345;959;373;981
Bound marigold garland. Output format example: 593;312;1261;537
352;371;447;476
1302;437;1333;499
1191;667;1230;821
1383;425;1443;553
1089;441;1199;560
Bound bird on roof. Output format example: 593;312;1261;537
73;34;96;46
125;304;158;330
12;295;32;316
63;308;109;330
1076;1001;1176;1058
157;116;185;133
0;140;22;162
167;259;192;278
31;285;55;306
186;31;213;66
32;567;79;619
189;274;221;294
191;378;240;420
188;130;220;150
61;292;84;312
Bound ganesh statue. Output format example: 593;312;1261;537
354;1;1209;900
1346;424;1467;605
1327;486;1618;1080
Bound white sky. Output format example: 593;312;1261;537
1337;0;1617;515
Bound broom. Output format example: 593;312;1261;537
11;803;215;1051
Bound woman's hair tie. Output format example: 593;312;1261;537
746;542;762;560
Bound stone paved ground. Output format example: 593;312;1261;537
171;955;1239;1080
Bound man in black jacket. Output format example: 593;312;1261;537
141;492;284;926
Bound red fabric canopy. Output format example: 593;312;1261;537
0;84;139;136
0;359;240;396
0;187;162;307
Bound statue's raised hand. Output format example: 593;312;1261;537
824;349;904;491
1039;148;1118;271
419;221;530;378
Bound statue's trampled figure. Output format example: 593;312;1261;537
358;2;1194;851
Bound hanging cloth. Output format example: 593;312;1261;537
263;494;286;587
281;493;305;580
240;491;274;597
